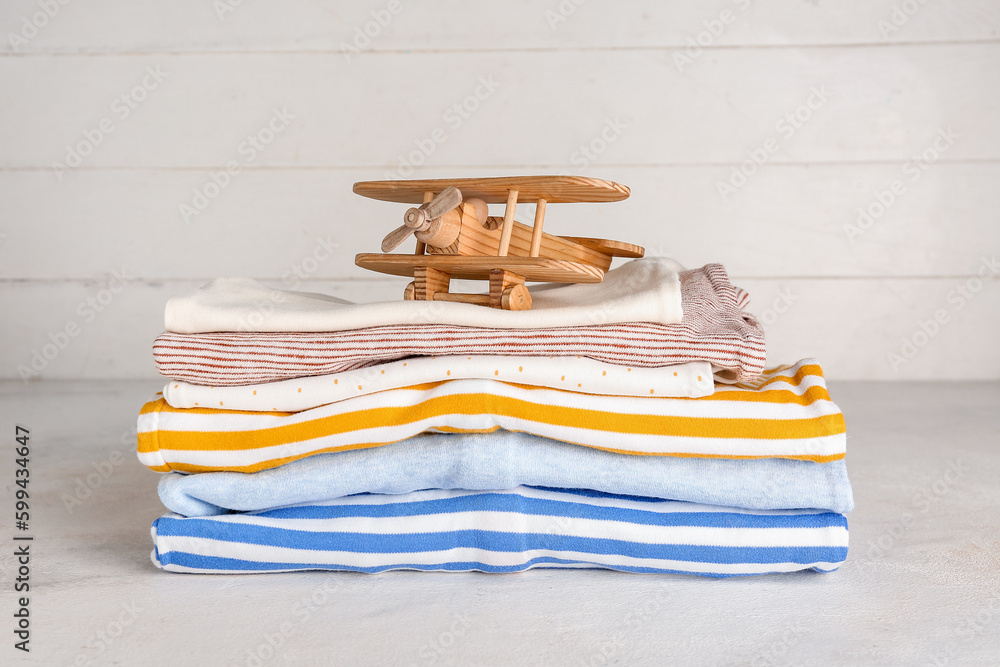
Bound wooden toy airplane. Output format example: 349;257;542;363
354;175;644;311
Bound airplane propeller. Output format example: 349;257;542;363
380;186;463;252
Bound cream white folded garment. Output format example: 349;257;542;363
163;258;684;333
162;357;715;411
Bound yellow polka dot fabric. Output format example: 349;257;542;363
162;356;716;413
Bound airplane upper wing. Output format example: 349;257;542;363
353;175;630;204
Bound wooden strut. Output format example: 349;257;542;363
497;189;518;257
529;198;546;257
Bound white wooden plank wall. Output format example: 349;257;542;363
0;1;997;381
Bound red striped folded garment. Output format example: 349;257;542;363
154;263;765;387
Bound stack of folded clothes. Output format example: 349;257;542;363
137;258;853;576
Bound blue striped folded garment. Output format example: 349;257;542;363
151;486;849;577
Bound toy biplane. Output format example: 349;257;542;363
354;176;644;311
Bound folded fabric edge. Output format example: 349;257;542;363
163;258;686;334
148;504;849;577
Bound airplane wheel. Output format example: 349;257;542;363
403;282;415;300
501;284;532;311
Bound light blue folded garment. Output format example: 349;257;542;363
158;431;854;517
151;486;849;576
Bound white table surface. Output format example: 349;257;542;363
2;380;998;666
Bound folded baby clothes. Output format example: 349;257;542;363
157;431;855;517
150;486;849;576
154;263;764;387
162;358;716;411
137;359;845;473
140;248;855;579
163;258;684;334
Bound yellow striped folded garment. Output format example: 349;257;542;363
137;358;846;474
